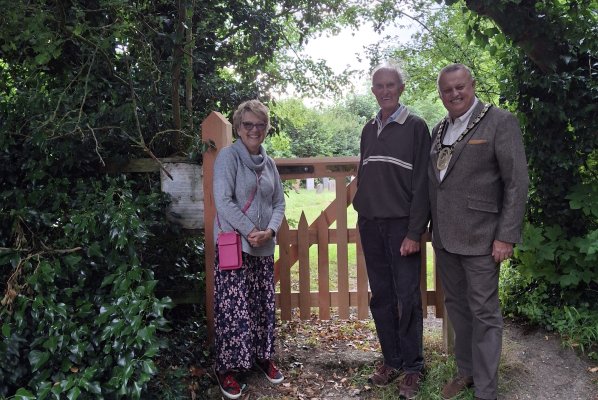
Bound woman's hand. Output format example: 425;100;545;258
247;228;273;248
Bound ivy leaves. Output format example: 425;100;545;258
0;176;172;399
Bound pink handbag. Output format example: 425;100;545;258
217;230;243;270
216;181;258;271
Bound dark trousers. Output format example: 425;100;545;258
358;216;424;372
435;247;502;400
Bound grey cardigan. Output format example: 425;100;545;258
213;140;285;256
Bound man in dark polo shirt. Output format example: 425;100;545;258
353;60;431;399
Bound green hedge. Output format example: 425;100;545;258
1;176;176;399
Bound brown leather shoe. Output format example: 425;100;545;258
398;371;423;399
368;363;402;387
441;375;474;399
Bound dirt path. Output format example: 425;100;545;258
500;320;597;400
205;316;598;399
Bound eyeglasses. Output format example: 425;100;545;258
241;121;267;131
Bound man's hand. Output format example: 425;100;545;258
400;237;420;256
492;240;513;263
247;228;273;248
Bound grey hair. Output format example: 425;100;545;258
437;63;474;87
232;99;271;134
371;61;406;85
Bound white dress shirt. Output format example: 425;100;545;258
439;98;479;181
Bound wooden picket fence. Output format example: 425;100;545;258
272;162;444;322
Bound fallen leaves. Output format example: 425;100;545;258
189;366;207;378
221;313;384;399
278;313;380;353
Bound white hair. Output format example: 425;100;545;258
371;60;406;85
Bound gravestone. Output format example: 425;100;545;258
328;179;336;192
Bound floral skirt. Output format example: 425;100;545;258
214;250;276;372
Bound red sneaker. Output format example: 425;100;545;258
214;366;246;399
256;359;284;384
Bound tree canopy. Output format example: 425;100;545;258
1;1;366;160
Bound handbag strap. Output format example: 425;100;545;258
217;172;260;231
241;185;257;214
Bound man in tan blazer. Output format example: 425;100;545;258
428;64;529;400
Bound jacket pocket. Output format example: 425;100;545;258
467;197;498;213
467;139;488;145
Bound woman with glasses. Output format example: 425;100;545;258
212;99;286;399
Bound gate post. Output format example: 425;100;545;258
201;112;232;342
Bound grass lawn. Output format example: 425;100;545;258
277;188;435;292
283;187;357;228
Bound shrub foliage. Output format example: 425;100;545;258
0;174;173;398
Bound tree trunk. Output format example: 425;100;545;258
171;0;185;151
463;0;563;73
185;1;194;132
